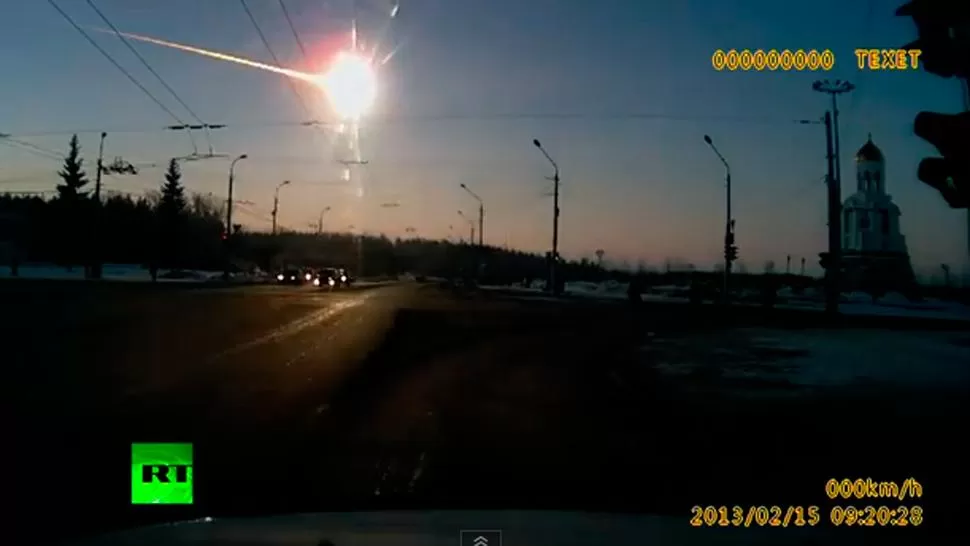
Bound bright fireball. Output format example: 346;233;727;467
319;51;377;121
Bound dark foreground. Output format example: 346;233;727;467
6;280;969;544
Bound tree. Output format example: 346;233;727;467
156;158;188;270
56;135;89;201
595;249;605;267
764;260;776;274
158;159;187;218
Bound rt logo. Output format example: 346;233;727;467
131;443;194;505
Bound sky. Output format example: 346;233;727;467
0;0;967;279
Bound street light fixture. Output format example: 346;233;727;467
223;153;248;281
317;206;332;234
459;183;484;247
533;138;561;295
272;180;291;235
703;135;732;302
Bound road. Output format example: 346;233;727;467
7;280;968;543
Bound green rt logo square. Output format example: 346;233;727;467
131;443;193;505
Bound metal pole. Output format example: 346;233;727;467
224;154;247;281
823;111;840;315
533;139;560;295
813;81;853;314
831;94;842;191
703;135;731;302
478;202;484;247
725;170;731;299
272;180;289;235
91;131;107;279
553;170;560;294
962;78;970;259
94;132;106;203
272;194;279;235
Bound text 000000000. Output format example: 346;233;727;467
711;49;835;71
690;506;821;527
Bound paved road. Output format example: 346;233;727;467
7;280;967;543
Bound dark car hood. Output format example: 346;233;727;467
62;510;934;546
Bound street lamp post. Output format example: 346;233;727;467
532;139;560;295
224;153;248;281
458;210;475;243
459;183;484;247
703;134;732;302
271;180;291;235
318;206;331;234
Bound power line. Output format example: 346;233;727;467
44;0;198;153
278;0;309;62
238;0;314;120
0;137;62;161
5;112;823;138
85;0;212;154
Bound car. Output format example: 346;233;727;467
314;267;352;288
275;268;304;285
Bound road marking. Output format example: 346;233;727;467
208;293;372;363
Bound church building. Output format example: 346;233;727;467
838;134;915;294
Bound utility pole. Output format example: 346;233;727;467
224;154;248;281
90;131;107;280
271;180;290;235
958;80;970;260
533;139;561;295
813;80;853;314
703;135;733;303
786;254;791;274
823;111;841;315
814;80;854;194
800;257;806;276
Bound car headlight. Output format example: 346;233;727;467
313;278;321;286
340;275;347;282
277;274;284;281
328;278;336;286
305;273;313;281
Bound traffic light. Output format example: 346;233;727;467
913;111;970;208
725;245;738;263
897;0;970;208
896;0;970;78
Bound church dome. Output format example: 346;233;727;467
855;133;883;162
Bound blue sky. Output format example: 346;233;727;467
0;0;966;278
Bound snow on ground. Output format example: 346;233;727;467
0;264;228;283
641;327;970;400
481;280;970;322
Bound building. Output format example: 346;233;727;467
838;134;916;295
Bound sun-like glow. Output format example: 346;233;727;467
319;51;377;121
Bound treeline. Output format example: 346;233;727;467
0;134;628;282
0;135;225;273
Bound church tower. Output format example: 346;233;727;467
855;133;885;196
836;134;915;296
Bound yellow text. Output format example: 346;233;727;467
854;49;922;70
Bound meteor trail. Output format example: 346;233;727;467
94;29;319;84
